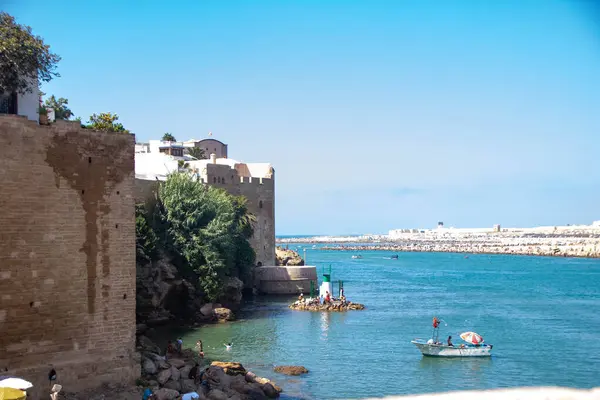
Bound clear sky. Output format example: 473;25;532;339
6;0;600;235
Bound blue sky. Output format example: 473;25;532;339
6;0;600;235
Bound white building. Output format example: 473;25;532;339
0;79;40;122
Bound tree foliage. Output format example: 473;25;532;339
162;133;176;142
157;173;256;300
87;112;129;133
44;95;73;120
0;12;61;94
187;146;206;159
135;204;157;261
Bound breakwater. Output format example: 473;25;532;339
319;236;600;258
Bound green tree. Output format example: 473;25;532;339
135;204;157;262
158;173;255;300
44;95;73;120
87;112;129;133
162;133;176;142
187;146;206;159
0;12;61;94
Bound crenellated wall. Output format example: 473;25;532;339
0;115;139;399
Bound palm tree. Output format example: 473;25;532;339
162;133;176;142
187;146;206;159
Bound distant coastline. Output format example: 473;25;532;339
276;223;600;259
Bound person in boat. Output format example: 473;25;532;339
447;336;454;347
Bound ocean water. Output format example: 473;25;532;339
158;249;600;400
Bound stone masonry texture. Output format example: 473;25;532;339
0;115;140;399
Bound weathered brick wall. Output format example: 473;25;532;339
0;115;139;399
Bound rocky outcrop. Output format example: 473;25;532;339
275;247;304;266
136;252;244;326
273;366;308;375
213;307;235;322
290;301;365;312
138;337;282;400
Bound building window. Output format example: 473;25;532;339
259;200;263;209
213;177;216;183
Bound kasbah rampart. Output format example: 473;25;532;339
0;114;295;399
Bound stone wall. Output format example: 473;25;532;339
254;266;317;294
0;115;139;398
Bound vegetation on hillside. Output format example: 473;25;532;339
85;112;129;133
44;95;73;120
136;173;256;301
0;12;61;94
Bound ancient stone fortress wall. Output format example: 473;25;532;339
202;163;276;267
0;115;140;399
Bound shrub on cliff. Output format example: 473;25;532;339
135;204;157;261
158;173;256;301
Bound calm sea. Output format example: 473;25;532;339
156;248;600;400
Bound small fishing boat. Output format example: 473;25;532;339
351;255;362;259
411;318;493;358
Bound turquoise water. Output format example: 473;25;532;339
159;250;600;399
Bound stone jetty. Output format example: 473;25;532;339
289;299;365;312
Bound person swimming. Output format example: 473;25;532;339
225;343;232;350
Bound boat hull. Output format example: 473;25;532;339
411;341;492;357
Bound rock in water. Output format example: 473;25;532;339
273;365;309;375
213;307;235;321
168;358;186;369
275;247;305;266
211;361;247;376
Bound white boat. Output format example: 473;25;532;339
411;339;493;357
351;255;363;259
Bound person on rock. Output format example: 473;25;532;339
166;341;175;355
176;337;183;354
324;291;331;304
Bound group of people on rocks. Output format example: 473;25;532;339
295;286;348;306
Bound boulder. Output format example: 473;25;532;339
218;277;244;308
180;378;197;393
208;389;228;400
261;383;279;399
170;366;181;381
213;307;235;321
138;335;162;354
157;368;172;385
246;385;268;400
142;358;158;375
168;358;186;369
200;303;215;316
273;365;308;376
180;365;192;379
163;379;182;392
158;360;171;370
275;247;305;266
153;388;179;400
210;361;246;376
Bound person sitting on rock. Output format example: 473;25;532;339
324;291;331;304
176;337;183;354
298;293;304;302
166;340;175;355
